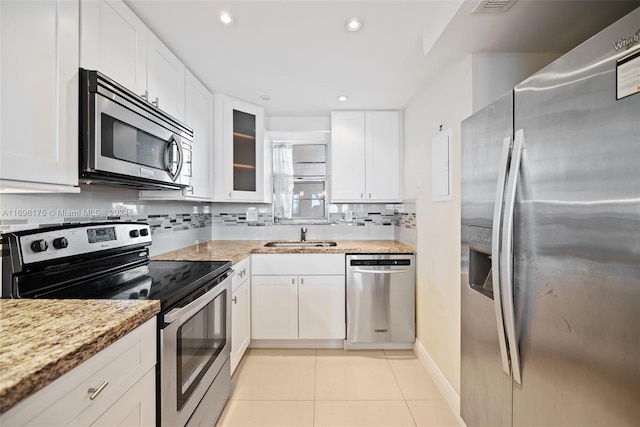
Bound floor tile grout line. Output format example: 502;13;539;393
385;349;410;402
385;349;419;427
313;348;317;426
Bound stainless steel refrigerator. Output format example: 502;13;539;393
461;8;640;426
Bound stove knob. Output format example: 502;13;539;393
129;229;140;238
139;228;149;237
31;239;48;252
52;237;68;249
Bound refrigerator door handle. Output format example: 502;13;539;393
501;128;525;385
491;135;513;377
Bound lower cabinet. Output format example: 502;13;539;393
231;257;251;374
251;254;346;341
1;318;157;427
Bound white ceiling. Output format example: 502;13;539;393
124;0;640;116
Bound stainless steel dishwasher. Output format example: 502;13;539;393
346;253;416;348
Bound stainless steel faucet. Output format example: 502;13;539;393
301;227;307;241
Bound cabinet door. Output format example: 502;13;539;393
79;0;147;96
1;0;79;189
365;111;402;201
184;70;213;200
251;275;297;339
91;369;155;427
298;275;346;340
146;32;185;121
231;279;251;374
330;111;366;201
222;97;265;201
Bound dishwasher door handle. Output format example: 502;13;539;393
349;268;412;275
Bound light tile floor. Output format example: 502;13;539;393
216;348;460;427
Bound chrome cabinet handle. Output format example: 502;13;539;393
152;97;159;108
360;193;363;199
501;129;525;385
140;90;149;101
232;296;237;304
369;193;371;199
301;278;304;285
88;381;109;400
492;135;512;377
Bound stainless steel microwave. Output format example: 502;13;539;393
79;69;193;190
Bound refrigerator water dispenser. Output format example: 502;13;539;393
468;225;494;299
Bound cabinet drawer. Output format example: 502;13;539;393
232;257;251;291
252;254;345;276
2;318;157;427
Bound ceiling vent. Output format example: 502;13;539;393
473;0;517;14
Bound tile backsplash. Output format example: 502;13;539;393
1;189;417;254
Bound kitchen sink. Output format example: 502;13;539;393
264;241;337;248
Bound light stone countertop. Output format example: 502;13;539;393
0;299;160;414
151;239;416;265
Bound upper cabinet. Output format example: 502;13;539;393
80;0;185;122
1;0;80;192
213;95;267;202
330;111;402;203
140;70;213;201
146;32;186;122
79;0;146;96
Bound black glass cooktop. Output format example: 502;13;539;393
23;260;231;312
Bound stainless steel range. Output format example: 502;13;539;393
1;222;233;426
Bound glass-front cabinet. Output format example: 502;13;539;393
213;95;266;201
232;110;257;192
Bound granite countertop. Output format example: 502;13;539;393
0;299;160;414
152;239;416;265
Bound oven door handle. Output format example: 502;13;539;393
163;270;235;324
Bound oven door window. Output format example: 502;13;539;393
101;114;176;171
176;290;227;411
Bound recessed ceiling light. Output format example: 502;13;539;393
217;11;234;25
345;18;362;32
337;95;348;102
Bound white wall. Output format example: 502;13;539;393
404;55;472;394
268;116;330;131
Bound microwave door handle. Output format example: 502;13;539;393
492;135;513;377
164;135;184;182
501;129;525;385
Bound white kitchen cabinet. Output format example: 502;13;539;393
213;95;267;202
0;0;80;192
80;0;185;121
231;257;251;374
252;275;299;339
298;275;346;339
79;0;147;97
330;111;402;202
140;70;213;201
251;254;345;341
1;318;157;427
146;31;186;121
